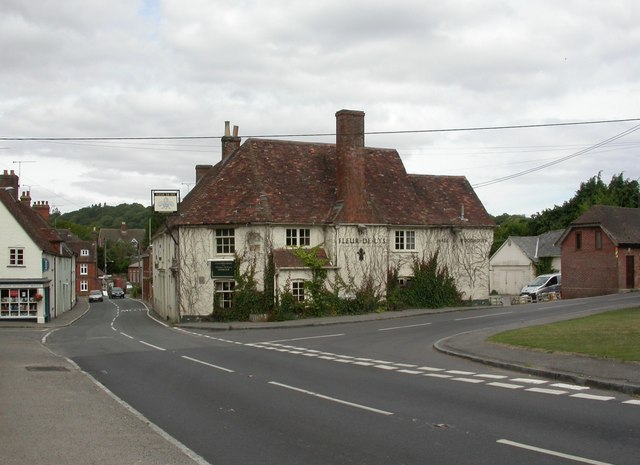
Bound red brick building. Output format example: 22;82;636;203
558;205;640;298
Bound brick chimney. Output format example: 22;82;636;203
20;191;31;206
221;121;241;161
32;201;50;222
195;164;213;184
0;169;19;200
120;221;127;233
335;110;369;222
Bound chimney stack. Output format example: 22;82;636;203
334;110;370;223
336;109;365;150
195;164;213;184
121;221;127;233
221;121;241;161
32;201;50;223
0;169;20;200
20;191;31;206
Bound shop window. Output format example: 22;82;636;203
1;288;39;319
216;229;235;254
394;231;416;250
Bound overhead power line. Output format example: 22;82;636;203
472;122;640;189
1;117;639;141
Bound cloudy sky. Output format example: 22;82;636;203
2;0;639;216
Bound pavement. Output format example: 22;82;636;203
1;299;638;465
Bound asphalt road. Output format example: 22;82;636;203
46;294;640;465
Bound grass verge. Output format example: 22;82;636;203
489;307;640;362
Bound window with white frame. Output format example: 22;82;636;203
80;264;88;275
286;228;311;247
80;249;90;256
9;248;24;266
292;281;305;302
215;280;235;308
394;231;416;250
216;229;235;254
80;281;88;292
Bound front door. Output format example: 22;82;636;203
626;255;635;289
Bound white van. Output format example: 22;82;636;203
520;273;561;301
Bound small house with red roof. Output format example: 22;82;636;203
0;170;76;323
557;205;640;298
152;110;495;321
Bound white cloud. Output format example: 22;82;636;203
1;0;639;216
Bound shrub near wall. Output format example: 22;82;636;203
388;253;462;310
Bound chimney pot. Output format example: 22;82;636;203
224;121;231;137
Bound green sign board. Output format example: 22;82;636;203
210;260;235;278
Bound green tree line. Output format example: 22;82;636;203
491;172;640;255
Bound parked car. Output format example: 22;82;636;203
521;273;561;301
110;287;125;299
89;290;104;302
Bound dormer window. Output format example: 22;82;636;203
286;228;310;247
80;249;90;256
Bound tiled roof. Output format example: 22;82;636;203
0;190;70;257
173;138;494;228
569;205;640;245
272;248;332;269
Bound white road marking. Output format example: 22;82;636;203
268;381;393;416
181;356;235;373
374;365;398;370
398;369;423;375
452;377;485;384
510;378;548;384
526;387;568;395
474;374;508;379
378;322;432;331
497;439;615;465
424;373;453;379
622;399;640;405
487;382;523;389
570;393;615;401
446;370;475;375
119;332;134;340
418;366;445;372
262;334;345;343
551;383;590;391
139;340;166;351
454;311;512;321
395;363;417;368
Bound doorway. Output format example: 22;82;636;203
626;255;635;289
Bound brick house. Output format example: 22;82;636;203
152;110;495;322
0;170;76;323
57;229;100;296
558;205;640;298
